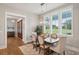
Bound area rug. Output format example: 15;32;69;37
19;44;43;55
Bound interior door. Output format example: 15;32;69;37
17;20;23;39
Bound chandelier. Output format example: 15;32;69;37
40;3;47;12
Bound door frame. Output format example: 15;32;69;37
5;12;27;48
17;19;23;39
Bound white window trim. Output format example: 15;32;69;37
43;6;73;37
60;8;73;37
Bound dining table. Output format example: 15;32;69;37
44;36;66;55
44;37;59;54
44;37;59;44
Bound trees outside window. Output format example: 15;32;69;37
52;14;59;34
44;17;50;33
62;10;72;35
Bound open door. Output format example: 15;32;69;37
17;20;23;39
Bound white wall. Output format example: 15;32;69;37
26;15;40;42
63;4;79;54
68;4;79;48
0;5;39;48
0;5;5;48
65;4;79;54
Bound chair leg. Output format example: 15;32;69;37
33;45;34;49
39;47;41;54
44;49;49;55
48;49;51;54
33;44;35;49
35;45;38;51
63;51;65;55
47;47;50;54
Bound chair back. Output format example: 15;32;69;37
31;34;37;42
51;34;57;39
38;35;44;45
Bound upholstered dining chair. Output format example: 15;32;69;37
38;34;49;55
31;32;39;51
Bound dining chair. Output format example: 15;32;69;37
31;33;39;51
38;34;49;55
51;33;57;39
50;37;66;55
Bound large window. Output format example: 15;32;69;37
52;14;59;34
44;17;50;33
62;10;72;35
44;8;72;36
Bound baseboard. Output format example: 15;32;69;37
22;38;32;44
16;36;32;44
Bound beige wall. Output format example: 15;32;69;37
0;5;39;48
69;4;79;47
0;5;5;48
66;4;79;50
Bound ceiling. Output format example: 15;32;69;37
1;3;65;15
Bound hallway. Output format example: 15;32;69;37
0;37;24;55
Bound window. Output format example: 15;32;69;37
44;17;50;33
43;8;72;36
62;10;72;35
52;14;59;34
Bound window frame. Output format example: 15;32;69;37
43;7;73;37
61;8;73;36
51;13;59;34
43;16;51;33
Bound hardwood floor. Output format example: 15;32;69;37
0;37;24;55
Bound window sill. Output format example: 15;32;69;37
58;34;73;38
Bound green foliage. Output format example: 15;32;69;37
35;25;43;35
66;20;71;29
62;19;71;29
52;25;58;29
44;19;72;35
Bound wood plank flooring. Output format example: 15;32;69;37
0;37;24;55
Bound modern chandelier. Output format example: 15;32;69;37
40;3;48;25
40;3;47;12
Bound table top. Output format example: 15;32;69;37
44;37;59;43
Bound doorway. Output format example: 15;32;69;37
17;19;23;39
5;12;26;48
